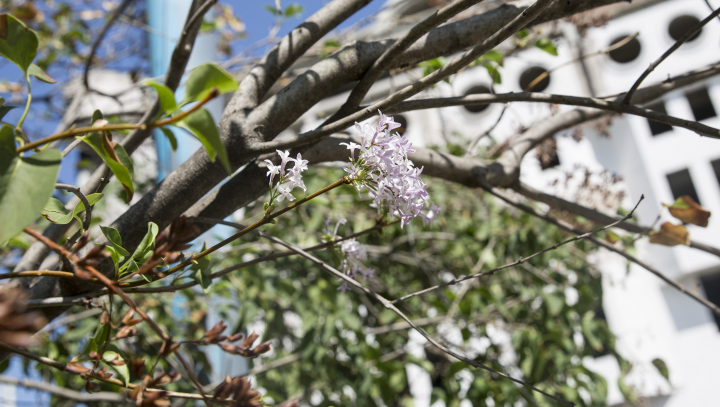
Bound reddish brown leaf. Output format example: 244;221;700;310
649;222;690;246
664;195;711;227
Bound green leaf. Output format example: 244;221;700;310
263;5;282;16
100;226;130;257
0;125;61;243
143;79;177;114
652;358;670;381
0;14;39;74
481;50;504;66
106;245;121;274
42;193;103;226
0;105;16;121
177;108;231;174
91;109;103;124
483;63;502;84
182;62;238;105
102;351;130;386
190;244;212;293
160;127;178;151
27;63;55;83
516;29;530;39
534;38;558;56
93;323;110;345
79;132;134;202
284;4;303;18
132;222;158;264
417;58;451;84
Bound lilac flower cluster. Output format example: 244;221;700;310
342;111;440;227
265;150;309;203
325;216;375;293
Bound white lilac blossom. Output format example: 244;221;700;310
325;216;375;293
344;111;439;228
265;150;309;204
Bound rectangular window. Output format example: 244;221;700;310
700;273;720;330
646;101;673;136
686;87;716;122
667;168;701;204
711;158;720;187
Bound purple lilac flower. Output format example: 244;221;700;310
344;110;439;228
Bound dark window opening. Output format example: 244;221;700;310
667;168;701;205
646;101;673;136
393;114;408;135
700;273;720;330
519;66;550;92
686;87;716;121
463;85;491;113
608;35;642;63
710;158;720;187
669;15;702;42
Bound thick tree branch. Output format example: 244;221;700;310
330;0;486;121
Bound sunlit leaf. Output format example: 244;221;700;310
182;62;238;105
0;14;39;74
102;351;130;386
144;79;177;114
42;193;103;226
27;63;55;83
177;107;231;174
0;125;61;243
664;195;711;227
648;222;690;246
79;131;134;202
100;225;130;257
534;38;558;56
132;222;159;264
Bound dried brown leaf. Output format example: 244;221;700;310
649;222;690;246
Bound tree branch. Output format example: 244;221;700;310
482;183;720;317
0;374;128;403
623;5;720;104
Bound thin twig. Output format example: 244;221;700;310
16;88;219;153
385;91;720;139
483;183;720;317
83;0;137;93
227;223;574;406
464;104;507;156
0;374;127;403
623;6;720;104
391;195;643;304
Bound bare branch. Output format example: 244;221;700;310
0;374;128;403
391;195;643;303
623;5;720;104
515;182;720;259
386;91;720;139
482;183;720;317
219;220;575;406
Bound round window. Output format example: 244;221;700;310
463;85;491;113
519;66;550;92
608;35;641;63
669;15;702;42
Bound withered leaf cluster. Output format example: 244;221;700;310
202;321;271;358
214;375;263;407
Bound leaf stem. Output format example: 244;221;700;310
15;88;219;153
16;79;31;131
